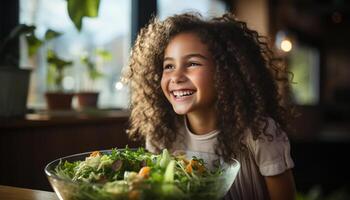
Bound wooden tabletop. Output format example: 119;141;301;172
0;185;58;200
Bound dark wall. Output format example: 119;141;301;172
291;140;350;194
0;0;19;38
131;0;157;44
0;0;20;66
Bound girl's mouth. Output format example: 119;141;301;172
171;90;196;99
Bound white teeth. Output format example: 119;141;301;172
172;90;194;98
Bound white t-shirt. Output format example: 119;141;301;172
146;117;294;200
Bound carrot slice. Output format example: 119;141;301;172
89;151;101;157
138;166;151;178
185;163;193;173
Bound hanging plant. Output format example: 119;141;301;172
67;0;101;31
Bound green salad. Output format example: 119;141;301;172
54;147;226;200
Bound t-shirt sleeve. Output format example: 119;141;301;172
247;118;295;176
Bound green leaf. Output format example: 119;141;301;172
89;69;104;81
80;55;104;80
164;160;175;183
159;149;171;169
47;50;73;90
45;29;62;41
26;34;43;57
95;49;112;61
67;0;101;31
47;51;73;69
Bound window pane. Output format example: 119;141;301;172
20;0;131;109
289;45;320;105
157;0;227;20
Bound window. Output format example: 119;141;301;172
20;0;131;109
157;0;227;19
289;44;320;105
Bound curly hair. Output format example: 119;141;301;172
125;12;294;162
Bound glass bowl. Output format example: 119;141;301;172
45;149;240;200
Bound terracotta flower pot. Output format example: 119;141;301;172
45;92;74;110
76;92;99;109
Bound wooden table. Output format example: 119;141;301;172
0;185;58;200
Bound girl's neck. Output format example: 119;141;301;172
186;111;217;135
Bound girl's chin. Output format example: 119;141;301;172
172;105;192;115
173;109;189;115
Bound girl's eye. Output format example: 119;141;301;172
189;62;201;67
163;64;174;70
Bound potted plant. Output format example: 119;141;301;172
0;25;35;117
26;28;75;111
76;49;111;109
45;49;74;110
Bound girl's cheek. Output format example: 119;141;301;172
160;77;168;96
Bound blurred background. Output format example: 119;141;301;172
0;0;349;199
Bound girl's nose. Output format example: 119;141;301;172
170;68;187;84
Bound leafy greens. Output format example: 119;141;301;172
54;147;225;200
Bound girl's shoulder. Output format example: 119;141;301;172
243;117;290;152
242;118;295;176
244;117;289;140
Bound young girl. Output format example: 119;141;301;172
125;12;296;200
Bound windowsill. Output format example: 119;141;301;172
30;107;129;117
0;109;130;129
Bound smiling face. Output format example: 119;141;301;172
161;32;217;117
